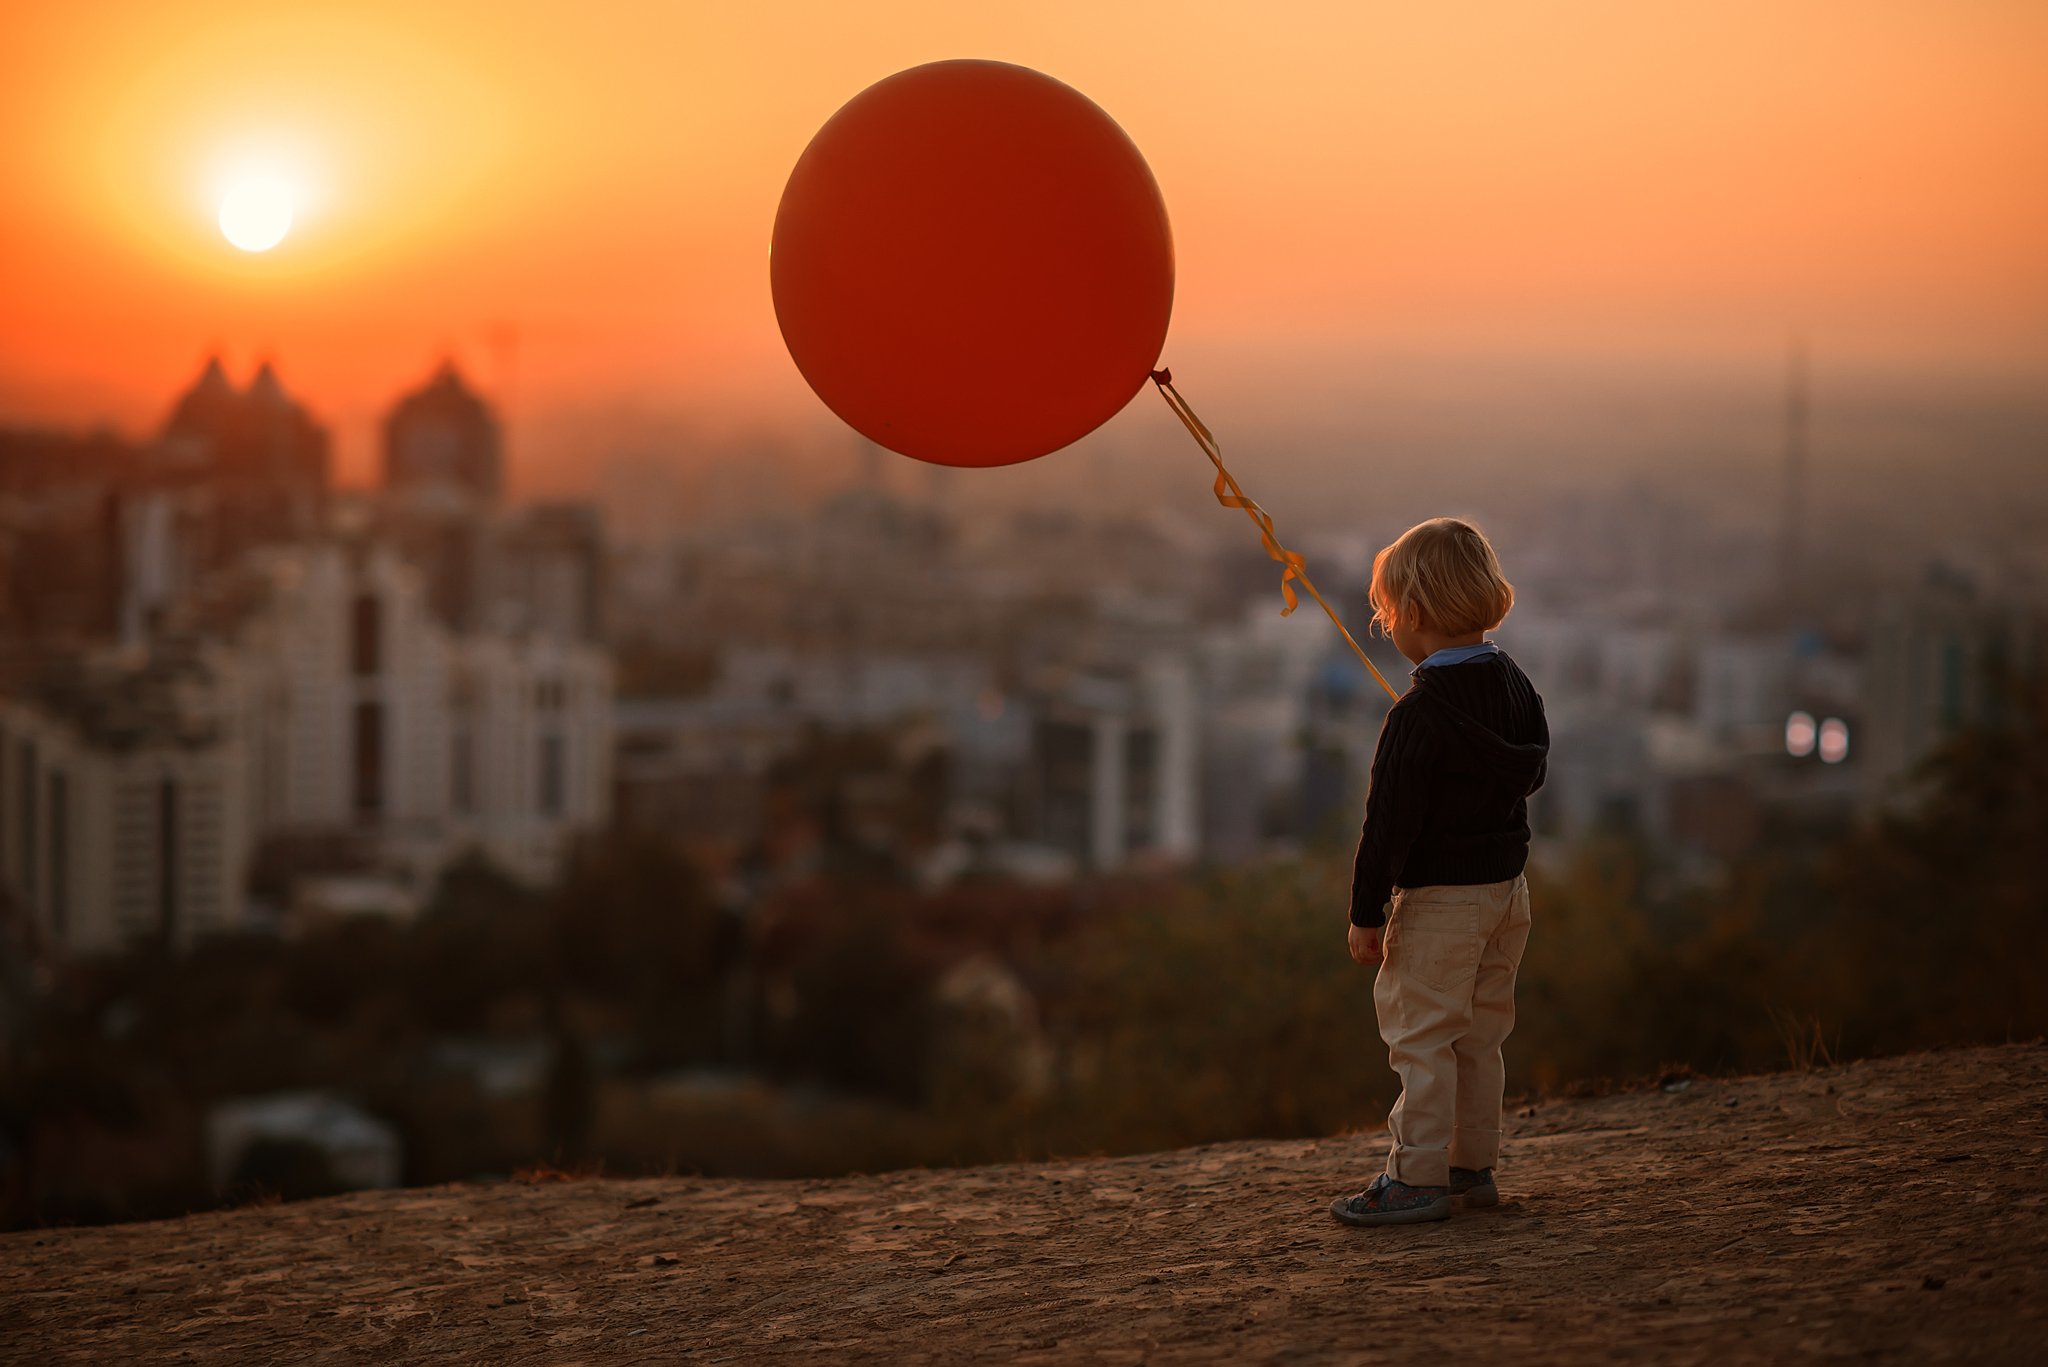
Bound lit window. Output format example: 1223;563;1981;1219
1818;718;1850;764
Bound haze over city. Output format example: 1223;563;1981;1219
4;1;2044;529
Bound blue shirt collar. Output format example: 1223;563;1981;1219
1413;640;1500;674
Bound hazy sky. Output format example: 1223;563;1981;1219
3;1;2044;493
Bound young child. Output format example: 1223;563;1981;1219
1329;517;1549;1227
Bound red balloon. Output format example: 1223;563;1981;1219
772;61;1175;468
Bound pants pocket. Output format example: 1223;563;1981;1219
1390;898;1483;993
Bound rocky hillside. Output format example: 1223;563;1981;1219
5;1042;2045;1364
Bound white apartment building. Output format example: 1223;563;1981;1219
0;665;251;954
1028;658;1199;871
225;541;611;887
2;538;611;956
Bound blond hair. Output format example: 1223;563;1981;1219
1368;517;1515;637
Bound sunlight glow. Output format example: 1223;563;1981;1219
218;176;295;252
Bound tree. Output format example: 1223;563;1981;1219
1811;673;2048;1052
550;832;723;1068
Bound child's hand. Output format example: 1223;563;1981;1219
1347;923;1384;967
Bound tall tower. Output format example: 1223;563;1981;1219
1778;337;1808;613
382;361;503;512
380;362;503;630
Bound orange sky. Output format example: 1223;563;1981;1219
3;1;2044;489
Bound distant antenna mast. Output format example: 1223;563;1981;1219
1779;336;1808;610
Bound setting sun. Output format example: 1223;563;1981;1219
218;174;293;252
1;5;2046;1355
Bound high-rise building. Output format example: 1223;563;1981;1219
0;427;130;645
496;502;605;641
223;539;611;888
382;362;503;512
1025;661;1198;871
379;363;504;632
120;358;332;638
1;533;614;956
153;357;330;544
0;651;251;955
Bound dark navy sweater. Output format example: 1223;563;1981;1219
1349;650;1550;928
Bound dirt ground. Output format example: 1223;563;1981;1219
5;1042;2045;1364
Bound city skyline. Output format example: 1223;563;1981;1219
4;2;2045;494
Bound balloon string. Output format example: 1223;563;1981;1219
1149;369;1400;702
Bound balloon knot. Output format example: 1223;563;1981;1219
1150;368;1172;386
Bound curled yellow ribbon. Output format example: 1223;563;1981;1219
1151;369;1400;702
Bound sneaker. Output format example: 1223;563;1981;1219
1329;1173;1452;1227
1450;1167;1498;1208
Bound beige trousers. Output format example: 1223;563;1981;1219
1374;874;1532;1188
